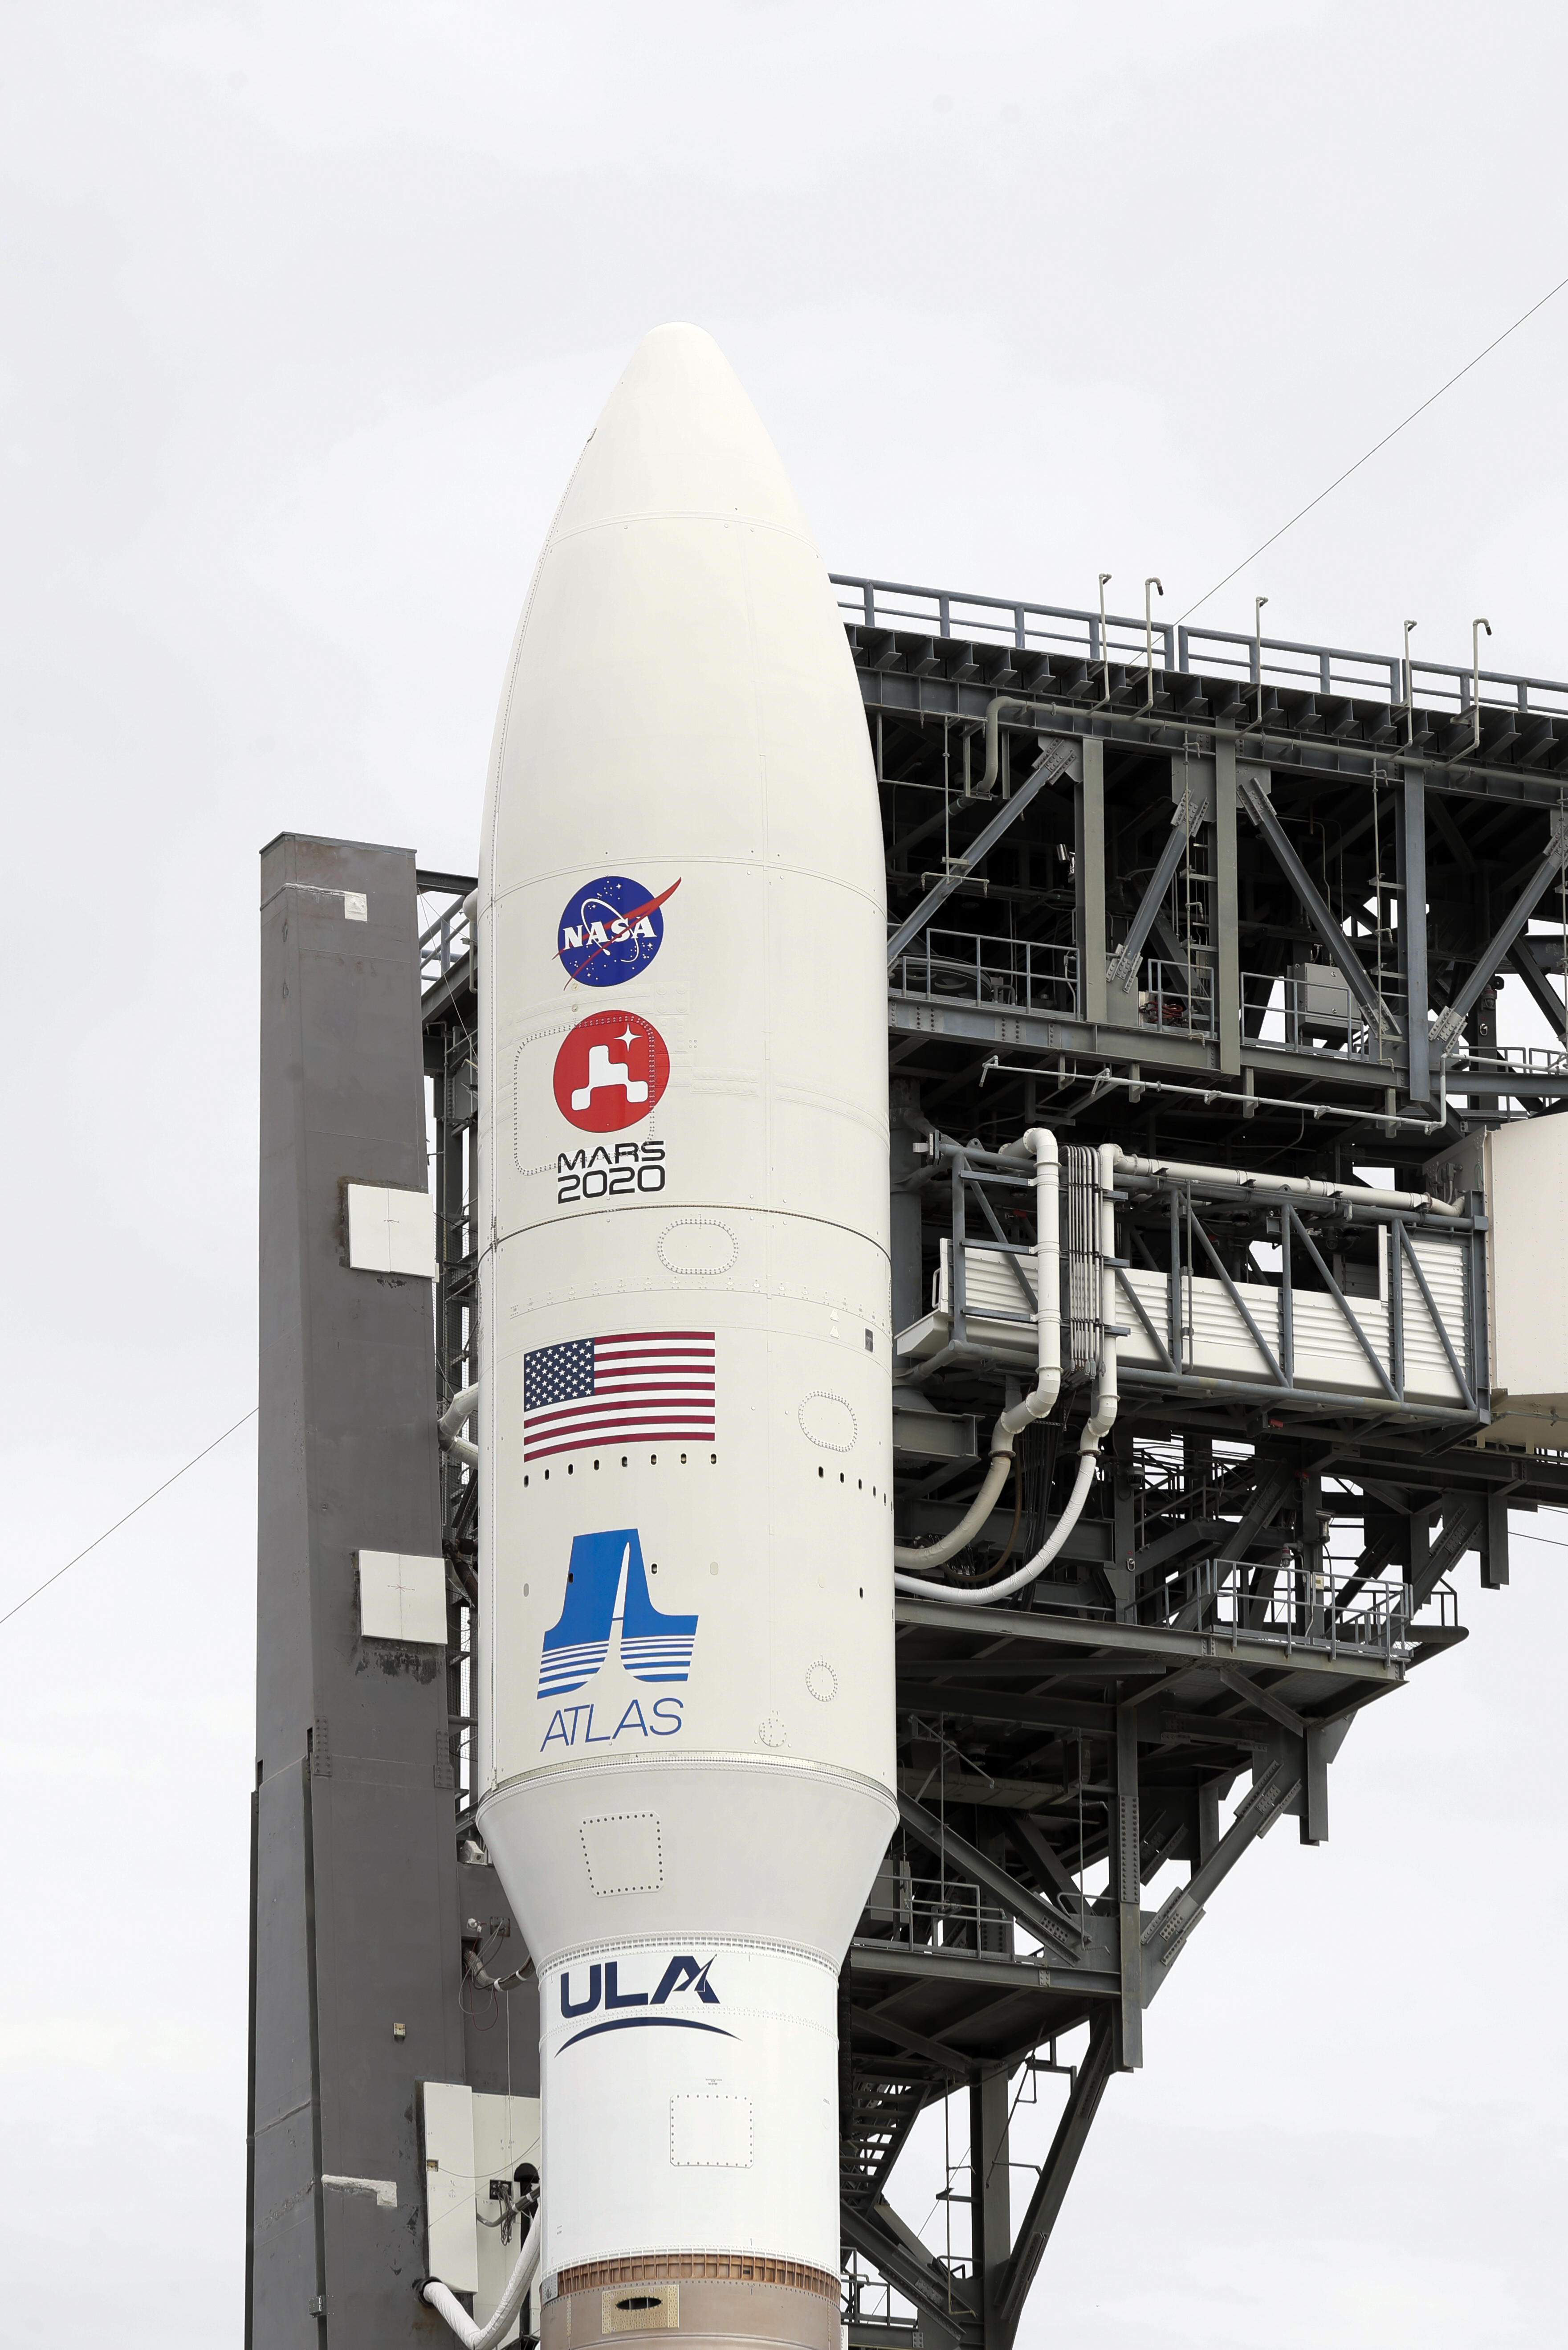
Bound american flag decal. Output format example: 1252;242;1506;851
523;1331;716;1462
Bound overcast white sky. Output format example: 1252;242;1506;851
3;5;1566;2342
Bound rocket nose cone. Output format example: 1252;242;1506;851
551;322;815;546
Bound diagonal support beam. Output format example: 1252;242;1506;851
1189;1208;1283;1383
1431;808;1568;1053
1131;1518;1222;1575
1116;1265;1177;1372
1238;772;1402;1041
1002;1808;1087;1907
1137;1760;1302;1989
1397;1223;1476;1414
1411;1491;1482;1611
1505;941;1568;1045
1171;1464;1296;1630
993;2012;1117;2345
857;1982;978;2074
1216;1663;1307;1735
1286;1205;1399;1403
840;2204;972;2349
887;738;1081;966
896;1793;1083;1958
1106;791;1206;993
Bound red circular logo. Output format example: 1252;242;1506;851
552;1012;671;1133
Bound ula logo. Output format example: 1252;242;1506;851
557;874;680;988
557;1954;733;2052
538;1529;697;1700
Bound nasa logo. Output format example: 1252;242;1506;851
557;874;680;988
553;1012;670;1134
556;1954;733;2052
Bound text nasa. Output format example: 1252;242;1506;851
558;1136;664;1205
560;912;659;953
540;1693;683;1751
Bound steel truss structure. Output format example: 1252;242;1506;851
257;579;1568;2350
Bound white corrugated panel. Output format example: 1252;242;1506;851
1122;1237;1469;1408
1487;1117;1568;1399
1402;1232;1468;1405
941;1241;1037;1359
420;2080;478;2293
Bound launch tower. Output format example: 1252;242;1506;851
247;341;1568;2350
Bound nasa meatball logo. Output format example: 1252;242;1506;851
557;873;680;987
553;1011;670;1133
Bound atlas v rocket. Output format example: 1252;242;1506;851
469;326;898;2346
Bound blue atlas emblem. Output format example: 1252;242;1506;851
537;1529;698;1700
556;874;680;987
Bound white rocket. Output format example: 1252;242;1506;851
471;326;897;2346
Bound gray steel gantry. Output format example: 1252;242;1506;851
246;836;533;2350
251;575;1568;2349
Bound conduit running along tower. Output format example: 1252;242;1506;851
465;328;898;2346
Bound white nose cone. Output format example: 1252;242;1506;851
474;327;895;2322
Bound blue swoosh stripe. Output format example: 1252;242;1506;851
559;2015;735;2052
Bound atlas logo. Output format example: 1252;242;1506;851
557;874;680;988
538;1528;697;1700
553;1011;670;1134
557;1954;734;2052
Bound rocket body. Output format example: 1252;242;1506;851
474;327;896;2335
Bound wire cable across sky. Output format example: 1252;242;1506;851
0;1405;257;1632
1178;268;1568;623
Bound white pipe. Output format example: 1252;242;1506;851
1083;1141;1121;1449
1116;1154;1461;1217
421;2210;540;2350
439;1384;479;1470
996;1129;1061;1438
892;1129;1059;1573
893;1449;1097;1605
894;1139;1118;1606
891;1448;1013;1574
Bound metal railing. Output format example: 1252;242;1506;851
834;574;1568;728
1137;956;1215;1037
864;1875;1023;1955
1243;968;1406;1064
888;924;1079;1018
418;885;472;982
1177;1554;1458;1656
1451;1039;1568;1079
842;2268;924;2333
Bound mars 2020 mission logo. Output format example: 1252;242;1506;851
553;1010;670;1134
556;873;680;987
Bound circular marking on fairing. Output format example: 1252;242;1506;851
758;1714;787;1749
798;1392;857;1452
658;1219;739;1276
806;1661;838;1704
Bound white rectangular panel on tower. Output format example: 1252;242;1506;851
345;1180;438;1279
419;2080;479;2294
356;1550;448;1644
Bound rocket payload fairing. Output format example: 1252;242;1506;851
473;326;897;2346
